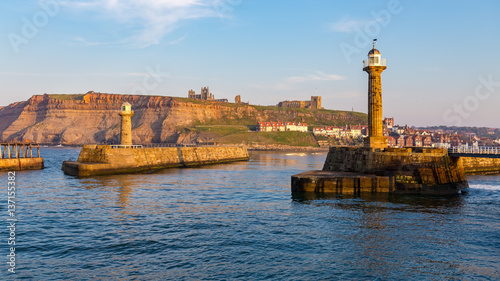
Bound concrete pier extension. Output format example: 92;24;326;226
0;143;44;171
62;145;249;177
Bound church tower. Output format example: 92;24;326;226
363;41;387;149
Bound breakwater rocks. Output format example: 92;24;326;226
62;145;249;177
292;147;468;195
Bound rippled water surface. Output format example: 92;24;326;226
2;148;499;280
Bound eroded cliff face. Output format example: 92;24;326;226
0;93;365;145
0;93;259;144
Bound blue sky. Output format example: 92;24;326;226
1;0;499;127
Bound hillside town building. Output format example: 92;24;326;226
277;96;322;109
257;122;308;132
312;115;495;149
313;125;367;138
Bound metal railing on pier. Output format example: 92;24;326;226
1;143;41;159
110;145;143;149
448;147;500;156
111;143;228;149
142;142;227;148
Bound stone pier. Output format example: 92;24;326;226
62;145;250;177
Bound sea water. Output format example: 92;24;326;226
2;148;499;280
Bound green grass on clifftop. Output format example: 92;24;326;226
217;131;319;147
190;125;250;136
49;94;85;101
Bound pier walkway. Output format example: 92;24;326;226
448;147;500;159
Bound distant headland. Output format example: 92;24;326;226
0;91;366;148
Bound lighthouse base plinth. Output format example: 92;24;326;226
364;136;388;150
291;146;469;195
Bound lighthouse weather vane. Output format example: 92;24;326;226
372;38;377;49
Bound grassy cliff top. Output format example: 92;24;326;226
44;94;367;127
45;93;364;114
48;94;86;101
173;97;366;117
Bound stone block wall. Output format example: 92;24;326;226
67;145;249;176
0;158;44;171
322;147;467;192
78;145;109;163
461;157;500;175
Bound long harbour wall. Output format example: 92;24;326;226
62;145;249;177
461;157;500;175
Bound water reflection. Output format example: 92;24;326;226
7;148;499;280
292;192;465;210
249;152;299;167
291;192;467;279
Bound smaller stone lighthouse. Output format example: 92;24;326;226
119;102;134;146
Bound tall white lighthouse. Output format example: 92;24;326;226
363;41;388;149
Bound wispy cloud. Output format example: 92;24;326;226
286;71;346;84
253;82;295;92
60;0;228;47
253;71;345;92
330;16;381;33
166;35;188;45
74;36;109;46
